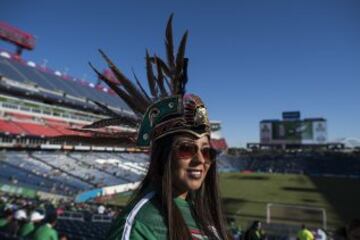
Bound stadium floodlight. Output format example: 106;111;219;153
266;203;327;230
0;22;36;50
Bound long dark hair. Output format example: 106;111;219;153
129;134;229;240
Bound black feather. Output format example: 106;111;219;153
89;62;146;114
165;14;175;70
132;69;152;102
145;50;158;98
82;117;139;129
90;100;120;117
154;55;168;97
98;49;149;109
174;31;188;95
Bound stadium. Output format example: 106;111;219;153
0;21;359;240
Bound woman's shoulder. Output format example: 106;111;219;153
106;192;167;240
121;192;164;223
134;197;163;222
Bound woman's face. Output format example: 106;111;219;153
171;134;214;198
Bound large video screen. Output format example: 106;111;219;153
272;121;313;140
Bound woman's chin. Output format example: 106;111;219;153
185;179;203;191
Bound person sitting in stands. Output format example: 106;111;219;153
0;208;13;229
244;221;265;240
32;212;58;240
2;209;27;236
18;211;45;237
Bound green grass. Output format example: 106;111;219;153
107;173;360;230
220;173;360;229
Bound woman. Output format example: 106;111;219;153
89;15;229;240
107;128;228;239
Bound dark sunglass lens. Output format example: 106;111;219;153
210;148;217;161
176;143;197;159
201;147;217;162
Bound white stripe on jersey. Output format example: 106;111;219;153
121;191;156;240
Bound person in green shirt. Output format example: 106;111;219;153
32;213;58;240
0;209;13;228
18;211;44;237
297;224;314;240
90;15;229;240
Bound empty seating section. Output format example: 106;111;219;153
0;56;130;110
0;151;92;195
8;59;59;90
69;152;148;182
0;58;27;83
0;151;149;195
210;138;228;151
7;112;33;120
0;161;63;192
13;121;61;136
32;152;124;187
0;118;61;137
38;72;82;97
45;121;88;136
0;119;24;135
0;113;95;137
43;118;92;136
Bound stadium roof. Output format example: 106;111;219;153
0;53;131;113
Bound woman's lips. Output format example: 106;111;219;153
187;169;203;179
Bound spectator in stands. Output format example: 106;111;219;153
18;211;44;237
99;16;229;240
228;217;242;240
297;224;314;240
98;204;106;214
244;221;265;240
59;233;68;240
32;212;58;240
0;196;7;211
315;228;327;240
0;208;13;229
346;219;360;240
1;209;27;236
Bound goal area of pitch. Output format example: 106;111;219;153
266;203;327;229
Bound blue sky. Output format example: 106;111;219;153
1;0;360;147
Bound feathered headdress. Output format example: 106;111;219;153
86;15;210;147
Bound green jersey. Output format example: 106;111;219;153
0;218;8;228
107;191;213;240
18;222;35;237
32;223;58;240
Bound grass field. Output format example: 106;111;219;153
108;173;360;230
220;173;360;230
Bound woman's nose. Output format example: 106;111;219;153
193;148;206;164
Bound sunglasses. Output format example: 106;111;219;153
173;141;217;163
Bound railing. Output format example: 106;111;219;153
92;214;113;223
58;211;85;221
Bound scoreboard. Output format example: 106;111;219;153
260;113;327;145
